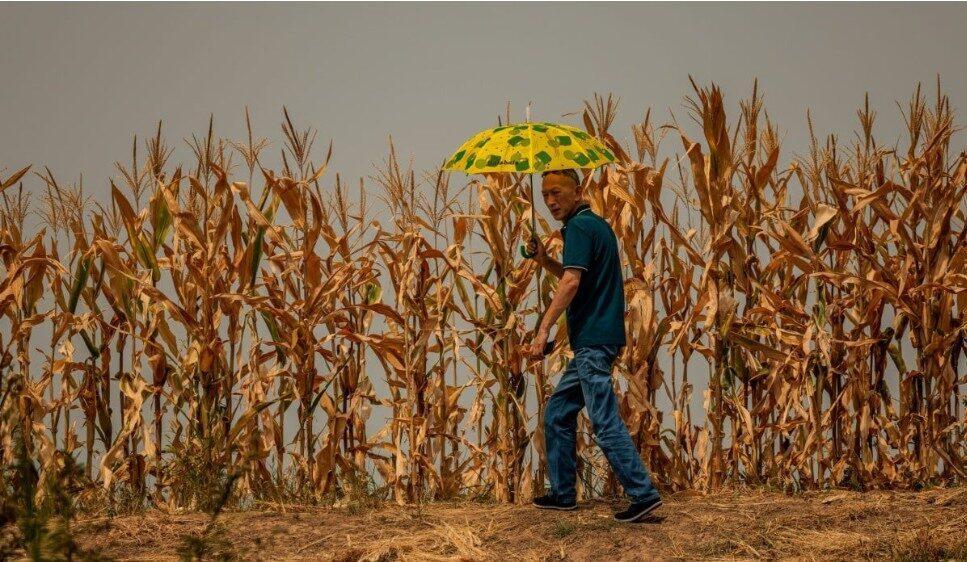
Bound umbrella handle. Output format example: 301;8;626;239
520;234;539;259
520;243;535;259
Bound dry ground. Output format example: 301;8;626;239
61;488;967;561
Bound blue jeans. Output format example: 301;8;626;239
543;344;661;504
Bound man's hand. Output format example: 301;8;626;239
524;235;546;263
528;268;582;361
525;235;564;278
527;329;550;359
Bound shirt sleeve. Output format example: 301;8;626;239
562;221;593;270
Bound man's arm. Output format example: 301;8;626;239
529;268;582;357
539;254;565;279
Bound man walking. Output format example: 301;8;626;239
525;168;662;523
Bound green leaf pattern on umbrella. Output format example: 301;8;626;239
445;122;616;172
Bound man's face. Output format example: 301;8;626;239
541;172;583;221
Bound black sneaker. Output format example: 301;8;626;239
613;496;662;522
532;494;577;511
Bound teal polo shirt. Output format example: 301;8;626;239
560;203;627;349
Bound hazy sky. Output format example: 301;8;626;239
2;3;966;444
3;2;966;207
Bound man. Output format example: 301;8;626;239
525;168;662;523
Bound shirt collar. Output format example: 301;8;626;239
563;202;592;226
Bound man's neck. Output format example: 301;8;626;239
562;201;591;224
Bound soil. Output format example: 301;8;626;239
62;488;967;561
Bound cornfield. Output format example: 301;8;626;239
1;79;964;513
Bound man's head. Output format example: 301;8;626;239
540;168;584;221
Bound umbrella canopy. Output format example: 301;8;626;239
443;121;615;173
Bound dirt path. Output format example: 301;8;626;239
68;488;966;561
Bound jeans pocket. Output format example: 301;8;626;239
577;346;615;380
594;344;621;365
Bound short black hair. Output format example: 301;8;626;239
540;168;581;187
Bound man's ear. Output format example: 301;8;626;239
573;177;585;198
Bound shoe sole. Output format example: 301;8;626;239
533;502;577;511
613;500;662;522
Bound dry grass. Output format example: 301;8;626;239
59;488;967;561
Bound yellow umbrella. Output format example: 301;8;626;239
443;121;615;174
443;121;615;257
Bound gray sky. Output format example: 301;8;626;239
3;2;966;204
